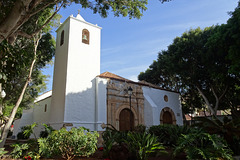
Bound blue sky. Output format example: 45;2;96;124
42;0;239;92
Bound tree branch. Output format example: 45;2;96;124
29;1;59;17
0;0;32;42
29;2;63;36
196;86;215;115
15;2;63;40
219;85;228;101
0;32;42;148
211;86;219;113
211;85;228;112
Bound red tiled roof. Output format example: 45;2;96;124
97;72;179;93
97;72;134;82
185;114;192;121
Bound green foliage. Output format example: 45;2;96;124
148;124;199;147
17;123;37;140
102;127;164;160
102;127;128;157
0;147;8;158
194;116;240;155
10;139;39;159
10;143;29;159
1;33;55;107
38;127;99;160
226;2;240;76
139;2;240;114
0;0;148;45
39;123;55;138
23;122;38;139
125;132;164;160
174;132;233;160
17;128;30;140
134;124;147;133
0;140;8;158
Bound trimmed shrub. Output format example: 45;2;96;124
38;127;99;160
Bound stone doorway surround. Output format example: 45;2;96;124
160;107;176;125
106;79;144;130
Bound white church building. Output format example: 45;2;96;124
13;13;183;137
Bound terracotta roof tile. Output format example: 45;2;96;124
97;72;178;93
97;72;133;82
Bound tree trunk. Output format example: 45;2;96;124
0;0;32;43
0;84;3;115
0;34;41;148
0;0;58;43
196;86;216;116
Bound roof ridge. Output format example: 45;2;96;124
97;71;133;82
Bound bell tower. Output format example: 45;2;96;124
49;13;102;130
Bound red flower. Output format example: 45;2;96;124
98;147;104;151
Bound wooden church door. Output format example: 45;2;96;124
162;111;173;124
119;109;134;131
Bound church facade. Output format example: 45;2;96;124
13;14;183;137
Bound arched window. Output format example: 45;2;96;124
82;29;90;44
60;30;64;46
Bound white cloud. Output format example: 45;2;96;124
127;75;138;82
148;20;225;33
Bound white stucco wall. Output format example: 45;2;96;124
32;96;52;137
13;93;52;138
49;17;70;129
143;95;155;127
49;15;102;131
12;109;33;138
95;77;108;131
143;86;183;126
12;119;20;138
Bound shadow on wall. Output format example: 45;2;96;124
61;78;107;131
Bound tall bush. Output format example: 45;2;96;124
174;132;233;160
148;124;199;147
194;116;240;155
38;127;99;160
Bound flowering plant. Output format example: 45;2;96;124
24;156;31;160
98;147;104;151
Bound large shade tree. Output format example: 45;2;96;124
139;2;240;116
0;0;151;44
0;5;57;147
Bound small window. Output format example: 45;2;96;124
82;29;89;44
164;95;168;102
44;104;47;112
60;30;64;46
